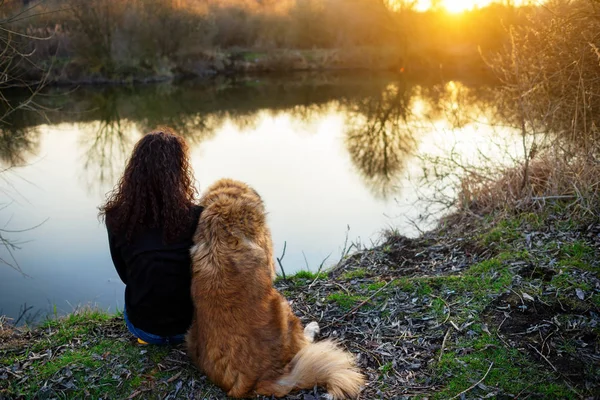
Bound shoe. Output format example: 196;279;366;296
137;338;149;345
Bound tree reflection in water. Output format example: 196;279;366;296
0;107;42;274
343;79;504;201
80;90;134;193
343;81;417;200
78;86;222;195
0;106;40;168
3;75;503;203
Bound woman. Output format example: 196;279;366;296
99;128;201;345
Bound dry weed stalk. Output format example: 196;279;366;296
449;0;600;218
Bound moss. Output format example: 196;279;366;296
5;339;148;398
430;297;447;321
364;281;386;291
326;292;367;310
289;270;328;281
434;336;575;399
479;218;523;249
556;241;597;273
275;270;328;285
378;361;394;379
394;277;414;292
341;268;368;280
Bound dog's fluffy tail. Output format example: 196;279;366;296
270;340;364;399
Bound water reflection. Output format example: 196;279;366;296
52;76;506;200
0;106;43;277
0;73;519;323
344;82;417;199
0;75;507;202
0;109;40;168
80;90;135;191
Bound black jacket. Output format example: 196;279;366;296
107;206;202;336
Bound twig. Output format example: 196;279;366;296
431;294;451;324
449;320;461;331
308;252;331;290
13;303;33;326
438;328;452;362
301;251;310;271
528;343;557;372
531;195;577;201
276;241;287;280
527;344;581;397
342;279;395;318
336;225;355;267
332;282;351;296
450;361;494;400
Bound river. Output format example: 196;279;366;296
0;72;521;324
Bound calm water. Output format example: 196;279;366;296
0;73;521;323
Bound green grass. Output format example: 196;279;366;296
415;281;433;297
0;309;208;399
430;297;447;320
275;270;328;285
423;205;600;398
363;281;386;291
394;277;414;292
3;338;145;398
25;309;113;353
289;270;328;281
557;241;597;272
560;241;594;259
378;361;394;379
341;268;368;280
2;203;597;399
479;218;523;249
550;272;592;292
413;259;514;324
433;335;576;399
326;292;367;310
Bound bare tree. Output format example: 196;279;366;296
0;1;50;273
0;1;51;124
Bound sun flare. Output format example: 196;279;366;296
441;0;493;13
411;0;530;13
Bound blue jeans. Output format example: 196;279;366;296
123;310;186;345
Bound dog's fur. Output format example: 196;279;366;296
186;179;364;399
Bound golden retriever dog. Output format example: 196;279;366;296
186;179;364;399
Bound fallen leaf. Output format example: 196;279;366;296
575;288;585;300
522;292;535;301
481;323;491;335
167;371;182;383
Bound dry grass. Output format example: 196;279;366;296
441;0;600;222
458;152;600;217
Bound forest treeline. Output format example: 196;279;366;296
1;0;532;83
1;0;599;216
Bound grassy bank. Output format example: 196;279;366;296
1;202;598;399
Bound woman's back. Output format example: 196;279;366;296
108;205;202;336
100;128;201;343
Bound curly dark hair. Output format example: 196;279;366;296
99;128;198;243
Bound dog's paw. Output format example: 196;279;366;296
303;321;320;342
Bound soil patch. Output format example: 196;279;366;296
483;292;600;392
329;232;486;280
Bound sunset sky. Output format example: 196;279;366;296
412;0;533;13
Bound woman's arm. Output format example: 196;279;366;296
107;230;128;285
